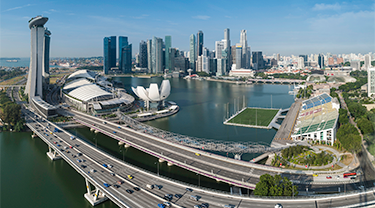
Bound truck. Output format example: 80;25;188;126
146;184;154;189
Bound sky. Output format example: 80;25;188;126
0;0;374;58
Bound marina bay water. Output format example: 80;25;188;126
1;78;295;207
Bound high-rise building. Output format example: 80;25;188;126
189;34;196;71
151;36;163;74
276;53;280;62
197;30;203;56
215;41;225;59
103;36;116;74
139;40;147;68
298;57;305;69
119;36;132;73
368;68;375;97
26;16;50;101
216;58;226;76
318;54;324;69
231;46;236;67
235;44;242;69
351;60;360;70
252;51;264;70
147;39;152;73
364;54;371;70
224;28;231;72
240;30;248;68
168;48;176;71
165;36;172;71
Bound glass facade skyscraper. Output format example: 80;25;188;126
189;34;196;71
103;36;116;74
119;36;132;73
197;30;203;57
151;36;163;74
139;40;147;68
165;36;172;71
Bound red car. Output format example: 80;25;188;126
69;146;73;149
326;176;332;179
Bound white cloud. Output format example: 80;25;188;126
131;14;149;19
2;4;31;12
312;3;341;11
192;15;210;20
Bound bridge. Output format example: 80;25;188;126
248;79;304;84
0;84;26;87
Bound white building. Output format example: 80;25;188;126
215;41;225;59
368;68;375;97
298;57;305;69
291;93;339;145
364;54;371;70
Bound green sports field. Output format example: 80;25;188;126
228;108;279;127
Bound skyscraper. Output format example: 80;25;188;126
252;51;264;70
165;36;172;71
298;57;305;69
151;36;163;74
197;30;204;56
224;28;231;72
235;44;242;69
26;16;50;101
318;54;324;69
147;39;152;73
103;36;116;74
240;30;248;68
215;41;225;59
139;40;147;68
364;54;371;70
119;36;132;73
189;34;196;70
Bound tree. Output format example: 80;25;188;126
357;118;374;135
254;174;298;196
343;62;350;66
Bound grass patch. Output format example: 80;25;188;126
228;108;278;127
341;154;354;166
0;75;26;85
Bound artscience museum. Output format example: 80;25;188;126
132;80;171;110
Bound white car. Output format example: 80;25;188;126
163;202;171;207
275;204;283;208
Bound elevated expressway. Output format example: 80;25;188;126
24;108;375;208
70;110;320;189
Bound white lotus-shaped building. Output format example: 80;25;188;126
132;80;171;101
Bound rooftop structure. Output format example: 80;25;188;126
291;93;339;145
132;80;171;110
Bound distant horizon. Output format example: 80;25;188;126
1;0;373;57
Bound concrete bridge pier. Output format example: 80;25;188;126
234;154;241;160
31;133;38;138
84;178;108;206
124;144;131;148
158;158;165;163
46;146;62;161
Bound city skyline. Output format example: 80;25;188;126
0;0;374;57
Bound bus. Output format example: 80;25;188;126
343;172;356;178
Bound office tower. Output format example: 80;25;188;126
215;41;225;59
103;36;116;74
202;48;210;73
168;48;176;71
210;58;217;74
147;39;152;73
224;28;231;72
139;40;147;68
318;54;324;69
351;60;360;70
276;53;280;62
197;30;203;56
299;55;307;62
364;54;371;70
231;46;236;67
165;36;172;71
196;56;202;72
235;44;242;69
26;16;50;101
216;59;226;76
252;51;264;70
151;36;163;74
368;68;375;97
189;34;196;70
246;47;251;69
119;36;132;73
240;30;248;68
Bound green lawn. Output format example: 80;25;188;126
228;108;279;127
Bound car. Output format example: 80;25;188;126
326;176;332;179
275;204;283;208
201;203;209;208
186;188;193;192
163;202;171;207
118;126;121;129
194;205;202;208
102;164;108;168
350;176;356;179
66;151;70;153
69;146;73;149
117;180;124;185
77;153;82;156
108;164;113;168
133;187;140;191
81;165;87;168
76;159;82;163
56;144;61;147
157;204;166;208
64;146;69;150
103;183;110;187
90;169;96;173
113;184;120;188
127;175;133;179
337;175;340;179
175;194;182;199
313;174;318;177
155;185;163;190
195;153;201;156
113;131;116;134
164;194;173;201
110;172;115;176
126;189;133;194
53;141;57;144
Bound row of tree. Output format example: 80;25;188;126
254;174;298;196
296;85;313;99
254;72;308;80
0;90;24;132
0;68;25;82
281;145;310;159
